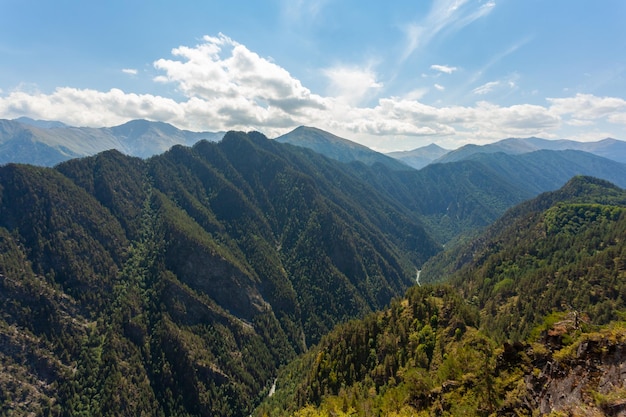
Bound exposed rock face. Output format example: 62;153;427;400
525;322;626;416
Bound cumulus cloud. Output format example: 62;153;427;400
322;65;383;105
567;119;594;127
431;64;457;74
154;34;327;115
608;113;626;125
479;102;560;131
434;83;445;91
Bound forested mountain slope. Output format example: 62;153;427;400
255;176;626;416
0;131;439;416
350;150;626;243
424;176;626;340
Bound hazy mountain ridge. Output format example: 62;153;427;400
463;149;626;190
0;118;224;166
433;136;626;165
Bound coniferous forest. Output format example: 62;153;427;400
1;131;626;416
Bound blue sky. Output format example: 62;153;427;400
1;0;625;151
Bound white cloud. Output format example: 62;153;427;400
0;87;183;127
154;34;326;114
472;74;518;96
478;102;560;131
434;83;445;91
122;68;138;76
548;93;626;119
431;64;457;74
608;113;626;125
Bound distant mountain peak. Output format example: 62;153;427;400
386;143;450;169
422;143;447;151
110;119;181;136
13;116;68;129
275;126;412;171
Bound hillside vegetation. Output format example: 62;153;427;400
2;126;626;416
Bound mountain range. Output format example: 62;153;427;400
1;119;626;415
431;136;626;165
0;118;223;166
6;117;626;173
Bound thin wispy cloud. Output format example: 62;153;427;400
473;80;499;95
280;0;331;22
467;36;532;86
447;0;495;35
431;64;458;74
401;0;496;62
122;68;138;76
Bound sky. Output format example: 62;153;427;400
1;0;625;151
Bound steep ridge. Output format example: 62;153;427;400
0;131;439;416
